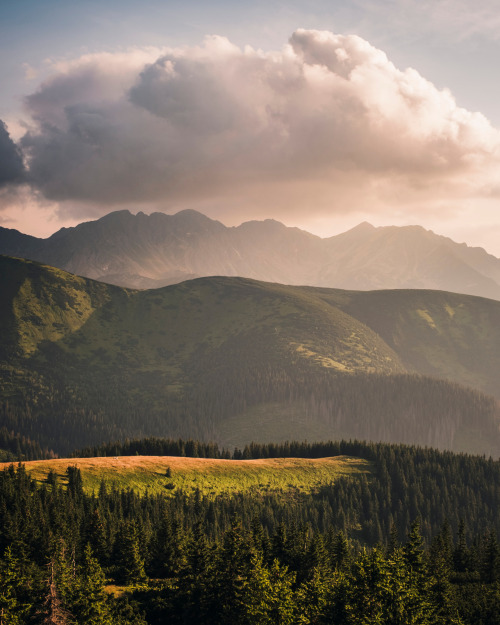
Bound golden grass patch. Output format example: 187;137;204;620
0;455;370;497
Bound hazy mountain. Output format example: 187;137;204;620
2;210;500;299
1;255;499;456
319;222;500;298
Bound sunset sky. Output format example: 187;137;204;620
1;0;500;254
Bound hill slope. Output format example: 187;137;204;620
2;454;369;496
1;256;499;456
2;209;500;299
314;287;500;398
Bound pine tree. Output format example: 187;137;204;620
65;467;83;500
295;565;340;625
86;508;108;565
115;523;147;586
71;544;112;625
240;556;296;625
329;531;350;571
345;547;388;624
428;523;454;619
453;520;471;574
0;547;31;625
404;520;426;583
481;531;500;584
215;520;256;625
387;522;400;555
177;521;215;623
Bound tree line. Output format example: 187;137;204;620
72;437;500;539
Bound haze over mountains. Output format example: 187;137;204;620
2;209;500;299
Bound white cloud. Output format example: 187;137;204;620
16;29;500;225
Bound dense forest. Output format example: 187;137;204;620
2;369;499;458
1;440;499;623
0;426;50;462
71;438;500;542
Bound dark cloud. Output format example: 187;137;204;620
0;120;26;187
129;54;241;134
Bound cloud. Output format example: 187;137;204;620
18;30;500;223
0;120;26;188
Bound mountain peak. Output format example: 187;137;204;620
355;221;375;230
168;209;226;234
328;220;375;243
98;209;133;222
342;221;376;235
2;210;500;300
172;209;221;224
174;208;209;218
238;218;287;232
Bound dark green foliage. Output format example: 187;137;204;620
114;523;147;586
0;440;498;622
2;255;500;457
0;546;33;624
481;531;500;584
73;437;225;460
71;544;111;624
0;426;51;461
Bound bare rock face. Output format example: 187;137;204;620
2;209;500;299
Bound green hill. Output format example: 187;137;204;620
1;255;499;456
318;288;500;397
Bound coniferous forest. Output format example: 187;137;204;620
1;439;499;624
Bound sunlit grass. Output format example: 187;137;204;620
1;455;371;497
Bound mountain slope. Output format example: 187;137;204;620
2;210;500;299
320;223;500;299
314;287;500;398
0;210;326;289
1;256;499;456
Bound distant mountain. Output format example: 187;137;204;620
2;210;500;299
1;255;499;456
320;222;500;298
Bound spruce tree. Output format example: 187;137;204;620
0;547;31;625
71;544;111;625
115;523;147;586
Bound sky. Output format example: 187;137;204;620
1;0;500;254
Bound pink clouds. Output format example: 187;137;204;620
7;29;500;226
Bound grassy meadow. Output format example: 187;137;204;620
0;455;371;497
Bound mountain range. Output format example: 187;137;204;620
1;255;499;456
2;209;500;299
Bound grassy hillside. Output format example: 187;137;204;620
0;255;117;358
1;255;500;456
1;454;370;496
56;275;405;377
319;288;500;397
